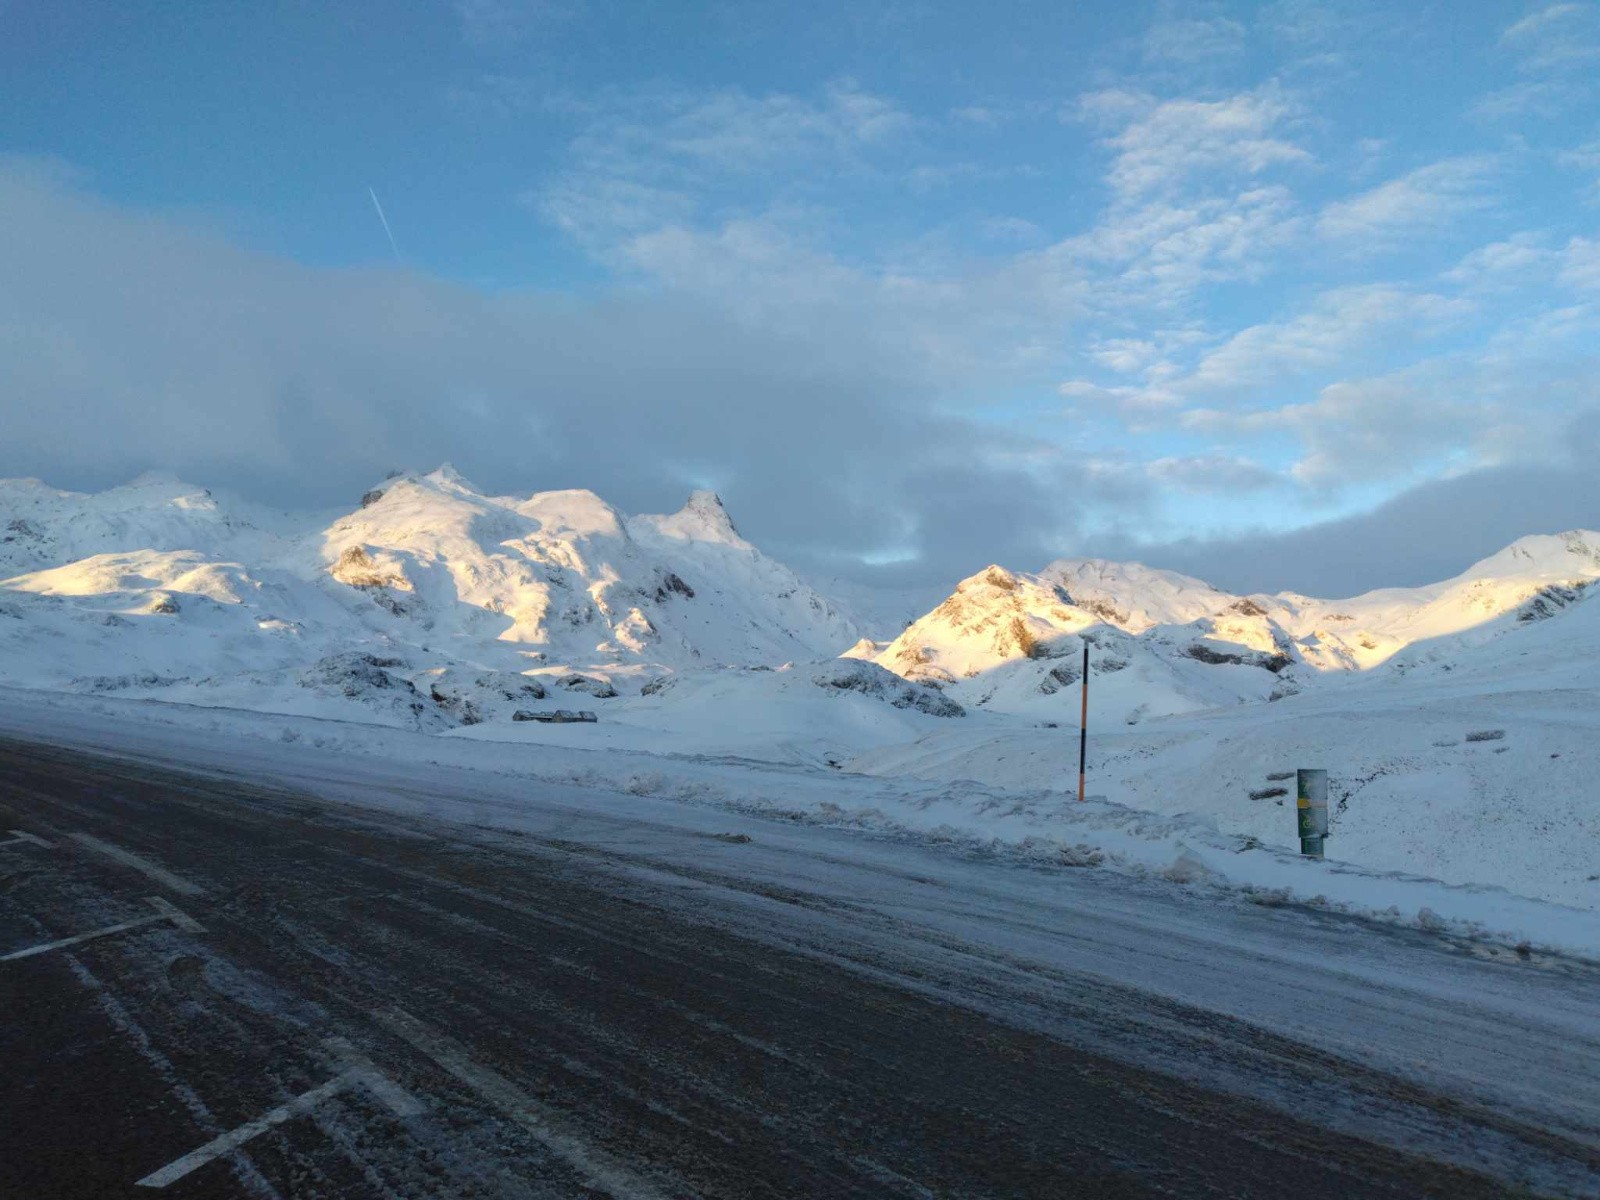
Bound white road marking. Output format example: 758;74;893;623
2;897;204;962
63;956;285;1200
374;1006;669;1200
0;829;52;849
69;832;204;896
146;894;207;933
324;1037;424;1118
135;1038;420;1189
136;1073;354;1188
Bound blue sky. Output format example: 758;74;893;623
2;1;1599;592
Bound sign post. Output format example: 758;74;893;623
1077;641;1089;802
1296;768;1328;858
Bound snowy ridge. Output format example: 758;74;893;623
0;468;871;728
318;466;859;672
1039;558;1236;632
866;533;1600;724
0;473;278;577
868;564;1293;724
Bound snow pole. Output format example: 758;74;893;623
1077;640;1089;802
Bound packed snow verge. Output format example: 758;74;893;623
466;659;970;767
3;687;1597;965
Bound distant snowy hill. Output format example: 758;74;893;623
867;533;1600;724
868;565;1292;725
4;467;1599;744
0;473;282;577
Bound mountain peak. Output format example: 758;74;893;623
424;463;480;493
1471;529;1600;575
957;565;1020;591
637;490;744;546
118;470;210;497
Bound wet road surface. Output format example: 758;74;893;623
3;735;1599;1197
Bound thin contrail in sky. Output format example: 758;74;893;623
368;186;401;261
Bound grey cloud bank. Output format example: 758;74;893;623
0;161;1099;585
0;159;1594;598
1110;421;1600;598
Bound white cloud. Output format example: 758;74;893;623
1560;236;1600;290
571;79;909;180
1062;378;1166;407
1504;3;1589;40
1475;4;1599;119
1142;17;1246;65
1261;0;1398;52
1088;338;1158;374
1079;84;1311;201
1280;377;1498;486
1146;454;1281;493
1184;285;1466;393
530;82;1102;383
1471;78;1583;120
1316;156;1498;243
1500;2;1600;71
1443;233;1560;288
1096;417;1600;596
1560;138;1600;170
1055;84;1313;318
1061;186;1304;318
538;176;695;244
1184;371;1506;488
977;215;1045;242
539;79;915;252
1174;300;1600;491
1559;139;1600;199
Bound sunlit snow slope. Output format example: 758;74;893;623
0;468;871;727
868;535;1600;724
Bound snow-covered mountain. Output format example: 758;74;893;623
865;565;1293;725
315;465;858;672
865;533;1600;724
0;467;870;727
4;466;1599;741
0;472;286;577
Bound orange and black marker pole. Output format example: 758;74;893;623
1077;640;1089;802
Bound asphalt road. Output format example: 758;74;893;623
3;734;1599;1198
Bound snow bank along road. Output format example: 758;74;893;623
3;737;1600;1198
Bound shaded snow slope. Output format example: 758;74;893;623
1258;530;1600;671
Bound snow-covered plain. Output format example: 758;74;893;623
3;469;1598;936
